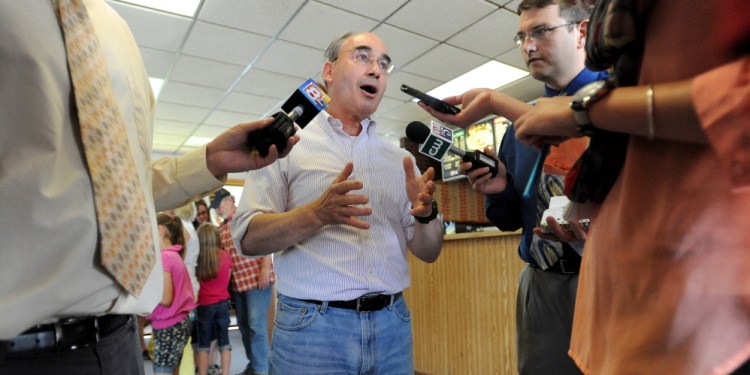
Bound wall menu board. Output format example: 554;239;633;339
441;116;512;182
441;128;466;181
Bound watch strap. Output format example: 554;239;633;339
415;199;439;224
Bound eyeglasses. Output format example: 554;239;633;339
513;22;580;46
334;48;395;75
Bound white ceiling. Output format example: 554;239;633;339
106;0;544;163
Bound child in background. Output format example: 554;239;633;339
148;213;197;375
195;223;233;375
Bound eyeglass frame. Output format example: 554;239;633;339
331;47;396;75
513;22;580;47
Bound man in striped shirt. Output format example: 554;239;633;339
213;189;273;375
231;32;444;374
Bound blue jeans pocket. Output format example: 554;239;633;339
390;297;412;322
274;296;319;331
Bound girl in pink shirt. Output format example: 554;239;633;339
195;224;233;375
148;213;197;375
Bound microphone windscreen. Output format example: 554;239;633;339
405;121;430;143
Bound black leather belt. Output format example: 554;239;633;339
303;292;402;313
544;255;581;274
531;243;582;275
0;314;131;361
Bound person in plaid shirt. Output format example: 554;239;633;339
212;189;273;375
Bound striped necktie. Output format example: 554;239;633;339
55;0;155;296
529;173;566;269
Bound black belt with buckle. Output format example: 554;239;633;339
303;292;402;313
544;256;581;274
0;314;131;361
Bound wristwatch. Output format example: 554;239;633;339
414;199;439;224
570;80;615;136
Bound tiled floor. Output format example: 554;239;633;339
143;320;252;375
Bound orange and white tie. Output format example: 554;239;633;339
55;0;155;296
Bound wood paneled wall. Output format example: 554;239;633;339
404;232;525;375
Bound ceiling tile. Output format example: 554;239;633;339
182;21;271;65
153;119;200;136
204;110;264;128
487;0;518;6
154;102;211;123
379;101;433;122
315;0;409;20
170;55;246;89
504;0;523;13
109;0;544;158
384;71;441;100
234;69;307;99
386;0;498;41
192;125;234;138
400;44;489;82
372;23;439;68
447;9;520;58
139;47;176;78
279;2;379;51
218;92;283;115
108;1;191;51
198;0;306;37
495;47;527;70
254;40;324;78
158;81;227;108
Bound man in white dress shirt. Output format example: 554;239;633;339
231;31;444;374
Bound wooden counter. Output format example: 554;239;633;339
404;230;525;375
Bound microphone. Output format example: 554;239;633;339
405;121;498;178
248;78;331;156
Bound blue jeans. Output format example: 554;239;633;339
195;300;231;351
233;286;272;374
270;294;414;375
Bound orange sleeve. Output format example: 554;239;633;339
691;56;750;191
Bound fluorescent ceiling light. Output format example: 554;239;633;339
117;0;201;17
423;61;529;101
149;77;164;99
184;136;213;147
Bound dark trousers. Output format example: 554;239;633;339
0;315;144;375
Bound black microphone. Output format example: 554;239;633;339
248;79;330;156
405;121;498;178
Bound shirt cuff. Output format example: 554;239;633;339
691;57;750;191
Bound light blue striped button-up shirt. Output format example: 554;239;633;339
232;111;420;301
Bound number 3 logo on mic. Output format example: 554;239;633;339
419;120;453;161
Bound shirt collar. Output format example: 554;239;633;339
322;110;377;135
544;67;608;97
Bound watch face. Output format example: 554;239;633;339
571;80;613;128
574;80;608;103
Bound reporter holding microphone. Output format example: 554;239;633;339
418;1;606;373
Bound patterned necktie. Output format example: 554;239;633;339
55;0;155;296
530;172;566;270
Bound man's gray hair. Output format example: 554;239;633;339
324;32;356;62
